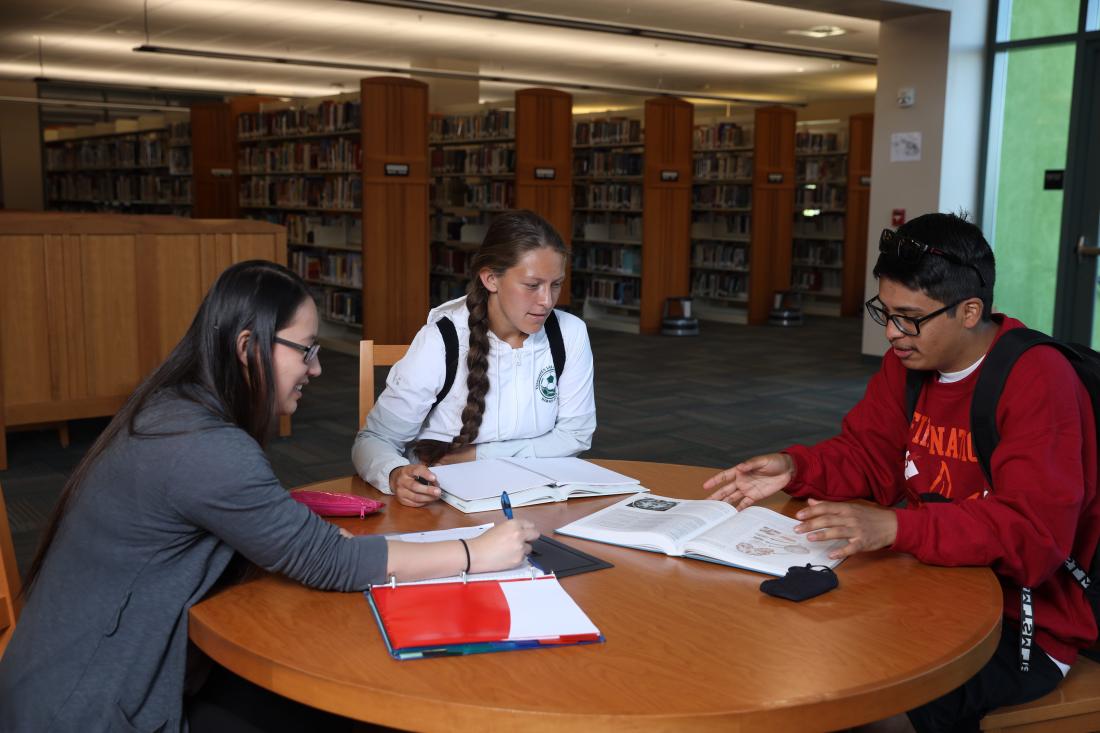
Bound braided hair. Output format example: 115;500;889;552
415;210;566;465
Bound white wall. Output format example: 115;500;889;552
860;1;991;356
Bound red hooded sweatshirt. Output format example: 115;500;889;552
785;315;1100;665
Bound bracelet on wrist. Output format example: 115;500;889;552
458;538;471;574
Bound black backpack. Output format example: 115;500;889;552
429;310;566;410
905;328;1100;664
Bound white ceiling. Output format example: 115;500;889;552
0;0;916;110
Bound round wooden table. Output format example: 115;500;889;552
189;460;1003;732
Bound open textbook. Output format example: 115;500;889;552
555;493;845;576
430;457;646;514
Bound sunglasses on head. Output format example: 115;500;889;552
878;228;986;288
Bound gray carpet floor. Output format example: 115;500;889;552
2;315;878;576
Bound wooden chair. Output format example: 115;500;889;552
358;340;410;429
981;654;1100;732
0;479;22;657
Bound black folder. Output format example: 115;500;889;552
529;534;612;578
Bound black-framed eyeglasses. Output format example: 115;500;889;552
879;228;986;288
274;336;320;364
865;296;965;337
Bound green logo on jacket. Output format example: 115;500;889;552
537;365;558;402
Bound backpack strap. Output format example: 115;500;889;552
432;312;566;410
905;369;930;423
970;328;1056;485
544;310;566;381
432;317;459;410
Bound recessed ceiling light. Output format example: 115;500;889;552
786;26;847;39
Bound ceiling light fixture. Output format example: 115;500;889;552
786;26;848;40
343;0;874;65
133;44;806;105
0;95;188;113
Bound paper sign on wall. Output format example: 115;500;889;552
890;132;922;163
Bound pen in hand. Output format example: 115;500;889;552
500;491;539;556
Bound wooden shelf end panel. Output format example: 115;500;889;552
361;77;429;184
363;183;430;343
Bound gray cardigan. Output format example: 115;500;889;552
0;393;388;731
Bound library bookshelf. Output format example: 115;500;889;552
689;115;755;324
234;91;365;353
572;98;693;335
429;107;516;308
428;88;573;311
43;113;192;216
791;112;873;318
209;79;429;350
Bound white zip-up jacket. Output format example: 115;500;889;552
352;296;597;493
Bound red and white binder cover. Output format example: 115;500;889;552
366;575;603;660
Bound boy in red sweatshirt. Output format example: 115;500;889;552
704;212;1100;733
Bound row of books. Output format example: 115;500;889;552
571;245;642;276
574;151;643;177
290;250;363;289
694;122;753;150
45;132;172;171
574;214;643;243
793;214;844;239
168;121;190;146
574;183;643;210
240;176;362;210
693;184;751;210
238;100;361;139
431;146;515;176
796;186;847;210
694;152;753;180
284;213;362;247
582;277;640;307
793;240;843;267
792;267;842;294
312;286;362;327
430;243;474;277
692;243;748;271
430;277;468;305
796;130;847;154
46;174;191;204
692;271;748;300
692;212;751;239
574;118;643;147
430;110;515;141
432;179;515;210
431;215;490;244
239;139;361;174
168;148;191;176
797;156;846;182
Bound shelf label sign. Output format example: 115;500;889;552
534;167;556;179
385;163;410;177
767;173;784;183
211;168;233;178
860;175;872;187
660;170;679;181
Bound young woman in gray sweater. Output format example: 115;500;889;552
0;260;536;732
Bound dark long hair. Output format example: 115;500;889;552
22;260;312;595
415;210;566;465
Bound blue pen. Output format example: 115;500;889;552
500;491;513;520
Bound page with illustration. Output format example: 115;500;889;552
683;506;844;575
556;494;736;555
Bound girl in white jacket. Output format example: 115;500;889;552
353;210;597;506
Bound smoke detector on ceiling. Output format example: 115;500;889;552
786;25;847;39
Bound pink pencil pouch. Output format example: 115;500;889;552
291;490;384;518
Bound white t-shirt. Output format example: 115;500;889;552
352;296;597;492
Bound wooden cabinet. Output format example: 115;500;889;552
0;213;286;470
